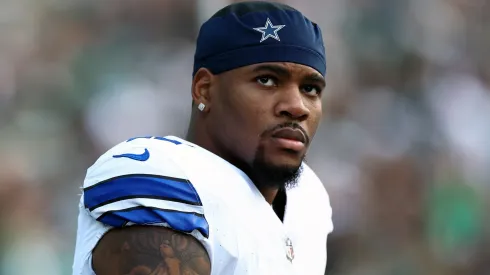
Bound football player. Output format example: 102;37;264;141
73;2;333;274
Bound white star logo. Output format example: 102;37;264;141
253;18;286;43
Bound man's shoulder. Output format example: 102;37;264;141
84;136;191;188
298;163;332;217
284;163;333;236
81;135;212;237
300;163;328;195
82;134;235;217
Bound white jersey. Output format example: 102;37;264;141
73;136;333;275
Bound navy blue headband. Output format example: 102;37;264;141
193;3;326;77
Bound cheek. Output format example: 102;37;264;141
212;88;268;157
306;101;323;137
226;87;268;130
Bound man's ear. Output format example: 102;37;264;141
191;68;215;112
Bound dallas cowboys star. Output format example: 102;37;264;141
253;17;286;42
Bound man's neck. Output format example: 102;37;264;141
186;124;213;151
259;187;279;205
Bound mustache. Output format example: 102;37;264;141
262;122;310;145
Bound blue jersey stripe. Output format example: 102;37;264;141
97;211;128;227
126;136;182;145
84;174;202;211
153;136;182;145
126;136;153;142
98;207;209;238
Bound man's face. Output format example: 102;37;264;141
205;62;325;188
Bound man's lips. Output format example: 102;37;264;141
271;128;307;143
270;127;307;151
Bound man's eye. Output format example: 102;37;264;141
302;85;321;96
256;76;277;87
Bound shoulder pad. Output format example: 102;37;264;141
82;136;209;238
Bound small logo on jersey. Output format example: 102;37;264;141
253;18;285;43
113;148;150;161
285;238;294;262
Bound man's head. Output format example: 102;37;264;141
189;1;326;190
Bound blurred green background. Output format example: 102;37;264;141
1;0;490;274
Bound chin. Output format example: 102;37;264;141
268;150;305;168
276;159;302;169
251;157;304;190
249;143;305;189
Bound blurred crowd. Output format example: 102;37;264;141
0;0;489;274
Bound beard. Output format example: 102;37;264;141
248;143;304;190
216;122;309;191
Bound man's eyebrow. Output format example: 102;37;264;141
251;64;326;87
303;73;326;88
252;64;291;78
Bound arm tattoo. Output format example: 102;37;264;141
92;226;211;275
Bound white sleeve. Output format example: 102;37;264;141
73;137;213;275
82;137;209;239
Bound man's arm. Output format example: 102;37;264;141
92;226;211;275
